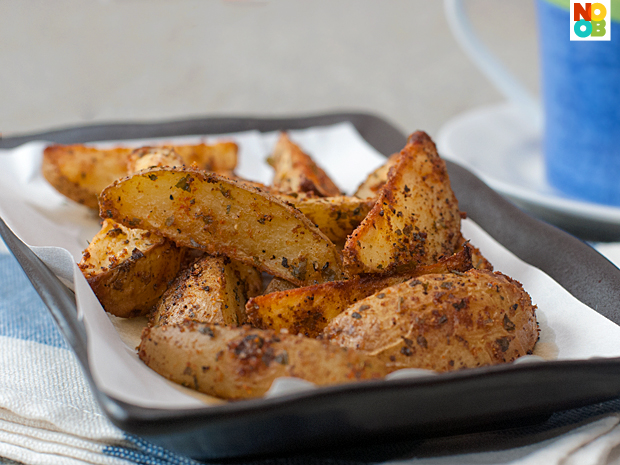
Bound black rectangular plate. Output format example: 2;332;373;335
2;112;620;460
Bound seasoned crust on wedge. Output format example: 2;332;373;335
343;131;461;275
247;244;473;338
151;255;261;327
323;269;538;372
43;145;131;209
42;142;238;209
99;167;344;286
139;323;391;399
78;219;184;318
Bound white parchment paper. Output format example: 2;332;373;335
1;122;619;409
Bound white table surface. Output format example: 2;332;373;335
0;0;538;139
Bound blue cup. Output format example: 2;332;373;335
445;0;620;206
538;0;620;206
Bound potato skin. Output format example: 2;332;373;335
322;269;538;371
139;323;391;400
42;142;238;209
343;131;461;275
247;275;402;338
99;167;344;286
79;220;184;317
151;255;261;326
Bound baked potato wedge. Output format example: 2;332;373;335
343;131;461;275
42;142;238;208
151;255;262;327
268;133;341;197
204;183;369;244
139;322;391;400
173;142;238;173
127;146;185;173
246;244;473;337
100;167;344;286
354;153;399;199
294;196;375;244
78;219;184;317
323;269;538;371
43;145;131;209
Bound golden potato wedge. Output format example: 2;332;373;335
246;245;473;337
343;131;461;275
151;255;262;327
100;167;344;286
78;219;184;318
247;275;403;338
42;142;238;208
248;191;372;243
268;133;341;197
43;145;131;209
293;196;375;244
354;153;399;199
139;322;391;400
127;146;185;173
323;269;538;371
173;142;238;173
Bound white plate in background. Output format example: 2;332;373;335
437;103;620;241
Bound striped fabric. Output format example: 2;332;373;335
0;252;199;465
